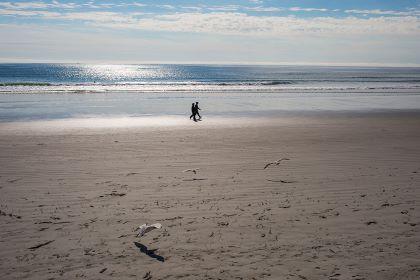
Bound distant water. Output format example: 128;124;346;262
1;64;420;93
0;64;420;121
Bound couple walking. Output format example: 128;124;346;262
189;102;202;122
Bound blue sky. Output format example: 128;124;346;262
0;0;419;65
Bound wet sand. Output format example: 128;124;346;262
0;113;419;280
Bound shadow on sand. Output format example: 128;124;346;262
134;242;165;262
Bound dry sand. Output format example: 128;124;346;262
0;113;419;280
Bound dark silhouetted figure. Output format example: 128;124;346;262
195;102;202;121
189;103;196;121
189;102;202;122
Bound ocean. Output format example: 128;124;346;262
1;63;420;121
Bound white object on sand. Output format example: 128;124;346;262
136;223;162;237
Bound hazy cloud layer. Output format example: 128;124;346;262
1;9;419;36
0;1;419;64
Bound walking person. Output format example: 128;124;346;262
195;102;202;121
189;102;196;121
189;102;202;122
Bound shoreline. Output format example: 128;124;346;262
1;109;420;135
1;87;420;123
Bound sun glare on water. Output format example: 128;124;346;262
79;64;176;82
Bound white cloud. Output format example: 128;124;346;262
345;9;420;17
180;6;203;12
132;2;146;8
245;6;283;12
207;5;240;12
81;2;146;9
0;7;419;37
0;1;149;10
156;5;175;10
60;11;133;23
0;9;61;17
78;12;419;37
1;23;419;65
289;7;329;12
82;2;101;9
0;2;49;9
0;1;78;9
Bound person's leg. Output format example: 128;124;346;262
197;112;201;120
193;113;197;122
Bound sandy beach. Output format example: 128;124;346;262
0;113;419;280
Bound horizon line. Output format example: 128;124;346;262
0;59;419;68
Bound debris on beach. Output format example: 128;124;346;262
0;209;22;219
100;191;126;197
143;271;152;280
7;178;21;183
279;204;291;209
108;192;126;197
267;179;295;183
264;158;290;169
182;178;207;181
137;223;162;237
218;221;229;227
183;168;199;174
99;268;107;274
28;240;54;250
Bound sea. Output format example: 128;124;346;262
1;63;420;122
